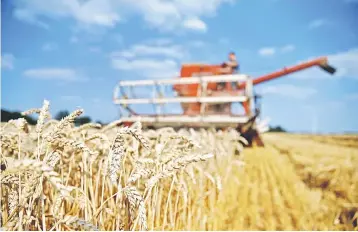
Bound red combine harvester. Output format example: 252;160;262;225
113;57;336;147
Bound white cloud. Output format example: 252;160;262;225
114;51;136;59
325;100;346;110
89;47;101;53
257;84;317;99
12;0;121;28
258;47;276;57
1;54;15;70
259;44;295;57
281;44;295;53
329;48;358;78
42;42;58;51
182;17;207;32
112;34;124;44
308;19;327;29
345;93;358;101
11;0;234;32
188;40;207;48
13;7;50;29
219;38;230;45
70;36;79;43
110;39;187;79
291;48;358;80
141;44;184;58
23;68;88;82
111;58;179;79
111;40;187;60
92;98;101;104
146;38;173;46
130;0;233;32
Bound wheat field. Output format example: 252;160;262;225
1;100;357;231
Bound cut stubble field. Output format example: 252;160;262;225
1;101;357;231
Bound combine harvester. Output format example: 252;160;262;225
113;57;336;147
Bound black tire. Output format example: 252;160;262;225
240;128;256;147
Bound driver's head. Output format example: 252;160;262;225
229;52;236;61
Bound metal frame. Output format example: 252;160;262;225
113;74;255;126
119;115;249;123
115;74;249;87
114;96;248;105
118;115;249;128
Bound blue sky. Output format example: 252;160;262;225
1;0;358;133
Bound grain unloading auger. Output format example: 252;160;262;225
113;57;336;147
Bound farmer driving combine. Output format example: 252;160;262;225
223;52;239;73
218;51;239;90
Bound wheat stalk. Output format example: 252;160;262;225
3;159;74;198
45;109;83;143
146;153;214;190
35;99;50;135
124;186;148;231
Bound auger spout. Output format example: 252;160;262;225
237;57;336;89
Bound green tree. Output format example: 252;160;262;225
55;110;70;121
96;120;104;126
268;125;286;132
1;109;36;125
75;116;92;126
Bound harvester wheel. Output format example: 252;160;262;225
241;128;264;147
236;110;265;147
237;126;265;147
253;130;264;147
240;128;260;147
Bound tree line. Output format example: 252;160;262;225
1;108;286;132
268;125;286;132
1;109;102;126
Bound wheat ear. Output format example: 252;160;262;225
146;153;214;190
124;186;148;231
45;109;83;143
35;99;50;134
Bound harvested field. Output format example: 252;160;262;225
271;133;358;149
1;102;357;231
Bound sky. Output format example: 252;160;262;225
1;0;358;133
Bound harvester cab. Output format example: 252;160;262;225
113;56;336;147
